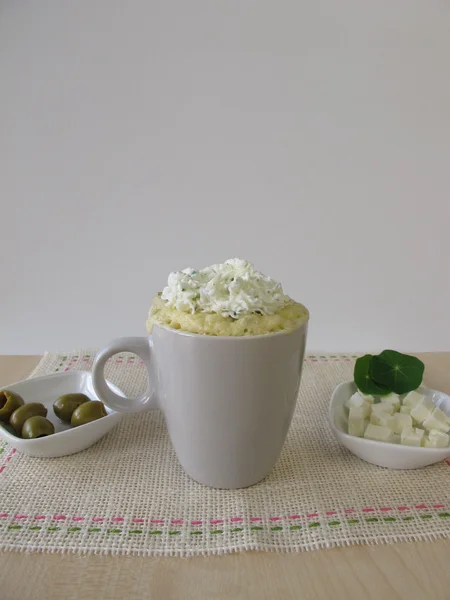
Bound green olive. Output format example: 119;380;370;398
0;390;24;423
71;401;107;427
21;416;55;439
53;393;90;423
10;403;48;435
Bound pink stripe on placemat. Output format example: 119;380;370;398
3;504;448;525
0;448;16;474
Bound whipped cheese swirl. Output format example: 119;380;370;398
161;259;290;318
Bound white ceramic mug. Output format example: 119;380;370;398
92;323;308;489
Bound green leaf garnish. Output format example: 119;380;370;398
353;354;392;395
371;350;424;394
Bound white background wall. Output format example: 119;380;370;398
1;0;449;354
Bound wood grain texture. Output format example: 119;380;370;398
1;353;450;600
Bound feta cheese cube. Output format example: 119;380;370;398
357;391;375;404
422;409;450;433
380;393;401;411
345;393;371;417
345;392;364;409
424;429;450;449
371;402;395;416
393;413;413;435
349;418;368;437
364;423;393;442
370;412;396;429
348;407;368;437
410;398;435;424
403;390;425;409
400;405;412;415
430;406;450;424
400;426;425;447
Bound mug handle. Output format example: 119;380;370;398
92;337;157;413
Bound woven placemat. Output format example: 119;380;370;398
1;351;450;556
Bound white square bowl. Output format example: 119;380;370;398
0;371;123;457
329;381;450;469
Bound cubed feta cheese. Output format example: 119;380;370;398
410;398;435;424
403;390;425;408
371;402;395;416
399;405;412;415
345;392;365;409
430;406;449;424
422;409;450;433
393;413;413;435
357;391;375;404
380;393;401;411
348;407;369;437
349;418;368;437
424;429;450;448
370;412;396;429
364;423;393;442
401;426;425;447
345;393;371;418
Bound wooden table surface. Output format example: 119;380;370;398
1;353;450;600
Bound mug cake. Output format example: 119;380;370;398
147;258;309;336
